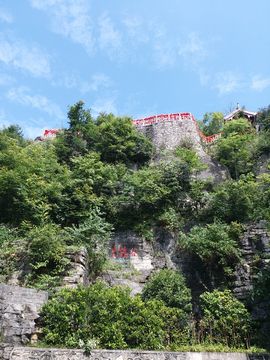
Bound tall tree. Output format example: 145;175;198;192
197;111;224;136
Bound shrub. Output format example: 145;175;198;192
41;283;189;350
141;269;192;313
179;221;242;276
200;290;253;348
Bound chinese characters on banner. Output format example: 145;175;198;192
112;247;138;259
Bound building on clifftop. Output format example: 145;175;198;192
223;103;258;125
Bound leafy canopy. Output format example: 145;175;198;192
179;221;243;275
56;101;153;164
200;290;252;348
141;269;192;312
197;111;224;137
41;283;189;350
216;118;257;180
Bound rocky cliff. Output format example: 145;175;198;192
101;221;270;344
139;118;230;183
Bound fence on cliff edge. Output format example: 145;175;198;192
133;113;222;144
43;113;222;144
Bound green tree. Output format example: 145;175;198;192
55;102;152;165
200;290;252;348
41;283;189;350
197;111;224;136
257;104;270;131
63;101;98;158
0;140;104;226
112;158;191;229
96;113;152;164
141;269;192;312
0;141;70;225
179;221;243;275
203;175;259;223
2;124;30;147
216;118;257;179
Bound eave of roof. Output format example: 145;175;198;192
223;108;258;121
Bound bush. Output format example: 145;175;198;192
141;269;192;313
179;221;243;276
200;290;253;348
203;177;259;223
41;283;189;350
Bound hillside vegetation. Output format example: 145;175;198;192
0;102;270;352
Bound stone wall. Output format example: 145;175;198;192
0;285;48;344
0;246;90;345
0;345;269;360
138;120;230;184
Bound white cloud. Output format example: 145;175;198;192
24;124;48;139
152;41;176;69
51;72;111;93
6;86;64;119
212;71;243;95
80;73;111;92
122;15;148;43
251;76;270;91
91;93;118;117
0;109;10;128
51;73;78;89
90;73;111;91
0;8;13;23
0;73;16;86
98;14;124;61
30;0;95;55
179;32;208;68
198;68;210;86
0;34;51;78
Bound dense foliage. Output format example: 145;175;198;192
1;101;270;351
41;283;189;350
179;221;243;276
141;269;192;312
200;290;253;348
197;111;224;136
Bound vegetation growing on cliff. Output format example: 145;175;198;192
0;101;270;351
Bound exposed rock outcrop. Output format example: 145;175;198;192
0;284;48;344
104;221;270;343
61;247;90;289
139;120;230;184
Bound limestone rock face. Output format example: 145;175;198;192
139;119;230;183
1;223;269;346
61;247;90;289
198;154;230;184
0;284;48;344
105;222;270;342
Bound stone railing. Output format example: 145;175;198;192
1;345;270;360
43;129;58;138
133;113;222;144
43;113;223;144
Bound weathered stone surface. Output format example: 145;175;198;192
0;285;48;344
0;345;269;360
104;221;270;342
1;223;270;347
139;120;230;184
108;231;153;272
61;247;90;289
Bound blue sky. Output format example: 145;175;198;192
0;0;270;139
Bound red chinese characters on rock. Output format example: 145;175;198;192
112;247;138;259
